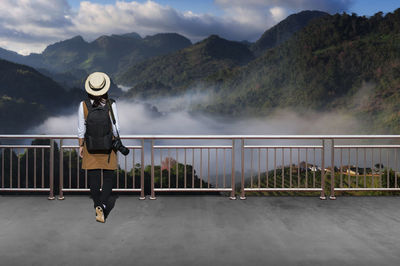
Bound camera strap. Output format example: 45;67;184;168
106;99;120;163
107;99;121;138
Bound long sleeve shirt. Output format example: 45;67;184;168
77;100;120;145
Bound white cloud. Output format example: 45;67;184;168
214;0;353;13
31;89;364;136
71;0;266;43
269;7;288;22
0;0;73;54
214;0;354;30
0;0;352;55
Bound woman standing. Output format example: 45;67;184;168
78;72;120;223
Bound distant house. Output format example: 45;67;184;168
285;163;321;174
295;162;320;172
347;168;359;175
338;166;379;176
324;166;339;173
374;163;384;172
161;157;177;171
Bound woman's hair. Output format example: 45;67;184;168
88;92;108;107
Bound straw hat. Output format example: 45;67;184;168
85;72;111;96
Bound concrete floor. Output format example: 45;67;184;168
1;195;400;266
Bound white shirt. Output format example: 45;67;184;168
77;100;120;138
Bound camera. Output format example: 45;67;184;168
112;138;129;156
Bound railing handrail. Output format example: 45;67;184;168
1;134;400;139
2;135;400;200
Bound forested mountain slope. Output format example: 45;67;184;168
201;10;400;132
119;35;254;97
0;59;84;133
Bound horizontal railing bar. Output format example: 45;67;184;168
62;188;142;192
61;145;143;149
154;145;232;149
244;188;322;192
335;188;400;191
2;135;400;140
154;188;232;192
0;188;50;192
0;145;50;149
62;145;79;149
244;145;323;149
335;145;400;148
141;135;400;140
126;146;143;149
0;135;79;139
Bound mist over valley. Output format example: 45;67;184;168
1;9;400;136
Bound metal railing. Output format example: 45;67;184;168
0;141;54;199
1;135;400;200
149;138;236;199
240;140;326;199
330;137;400;199
58;140;145;200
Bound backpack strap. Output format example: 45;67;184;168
82;101;89;119
84;99;93;113
107;99;116;125
106;98;116;163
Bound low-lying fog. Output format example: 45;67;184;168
31;90;364;136
28;90;397;185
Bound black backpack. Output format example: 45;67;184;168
84;99;114;154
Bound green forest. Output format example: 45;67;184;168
1;10;400;133
120;10;400;133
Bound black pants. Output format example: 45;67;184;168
88;169;113;209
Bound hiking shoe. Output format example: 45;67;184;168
103;205;110;220
95;206;105;223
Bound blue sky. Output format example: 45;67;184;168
66;0;399;16
349;0;400;16
68;0;221;14
70;0;217;12
0;0;398;55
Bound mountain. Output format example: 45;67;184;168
119;35;254;97
119;32;142;39
251;10;329;56
36;68;88;90
0;47;25;64
108;33;192;76
118;11;331;97
0;59;85;133
0;32;192;84
202;9;400;133
2;9;400;134
41;35;91;73
117;9;400;133
0;47;44;69
0;59;74;108
0;11;330;91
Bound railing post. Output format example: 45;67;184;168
230;139;236;199
240;138;246;200
320;139;326;200
48;139;55;200
150;139;156;200
140;139;146;200
330;139;336;200
58;139;64;200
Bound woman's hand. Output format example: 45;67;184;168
79;146;84;158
